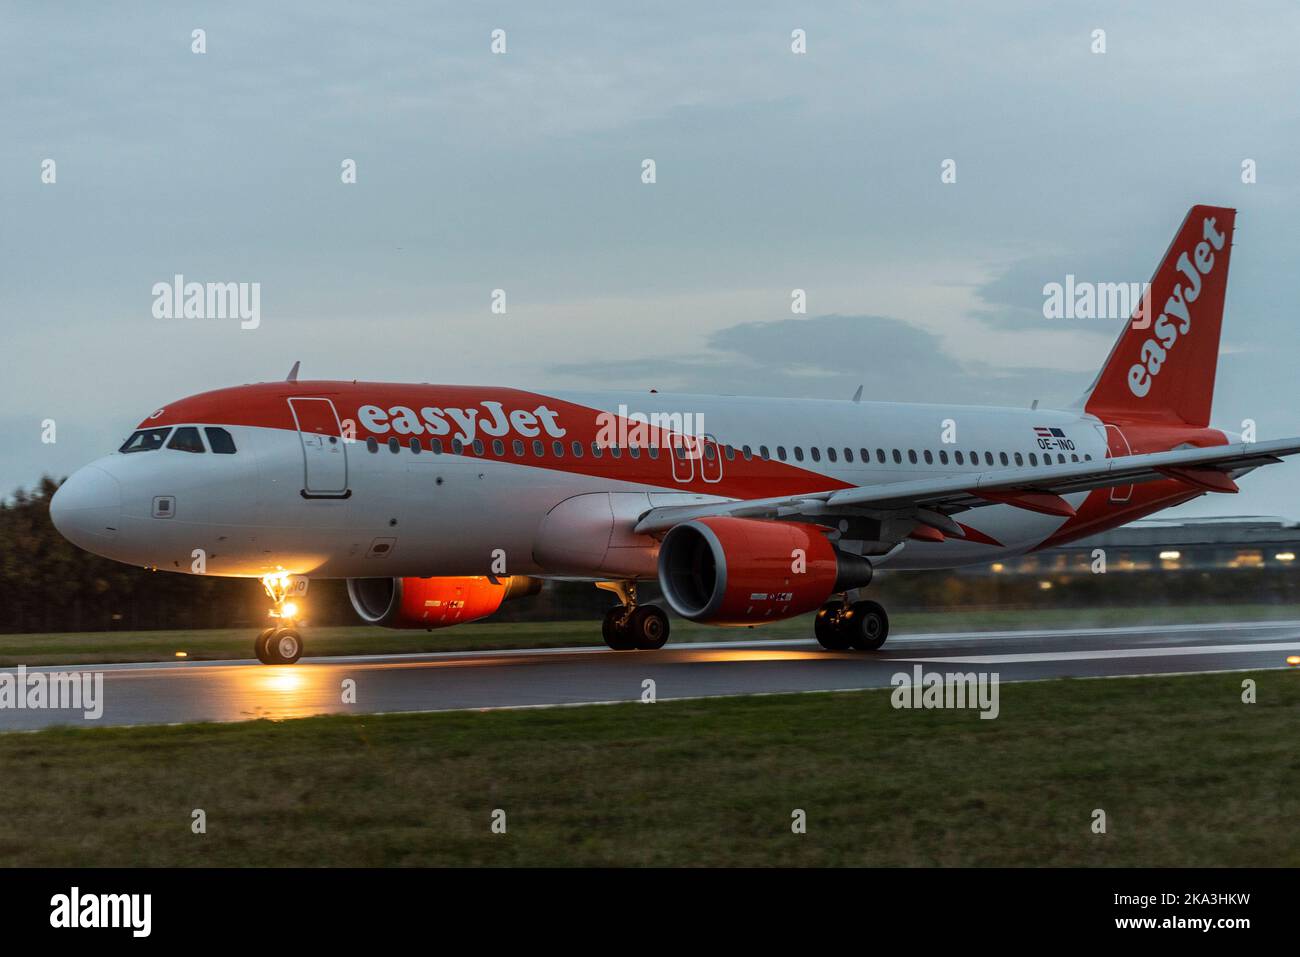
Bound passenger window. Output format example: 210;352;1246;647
1014;452;1024;466
999;452;1009;465
204;427;237;454
985;452;995;466
492;439;505;455
742;445;753;460
1028;452;1037;466
610;446;623;459
794;447;804;462
167;427;205;453
939;450;948;465
554;440;566;457
430;438;443;454
366;437;378;453
777;446;788;461
513;439;525;456
826;448;836;463
647;445;659;460
410;438;422;453
760;446;770;461
391;438;403;453
955;451;964;465
923;450;933;464
703;445;714;461
571;440;584;458
451;439;463;454
876;449;885;463
591;442;604;458
908;450;918;464
810;447;821;462
532;440;545;457
472;440;484;455
892;449;902;464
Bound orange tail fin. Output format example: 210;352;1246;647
1081;205;1236;427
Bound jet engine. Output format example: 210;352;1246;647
346;575;542;629
656;516;872;624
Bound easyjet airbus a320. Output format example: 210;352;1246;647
50;205;1300;663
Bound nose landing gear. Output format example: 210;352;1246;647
256;573;305;665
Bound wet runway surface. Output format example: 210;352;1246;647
3;619;1299;731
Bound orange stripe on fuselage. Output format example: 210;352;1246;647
139;381;854;500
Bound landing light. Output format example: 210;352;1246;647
1287;655;1300;667
174;651;188;658
281;601;300;619
1276;553;1296;562
1159;550;1180;561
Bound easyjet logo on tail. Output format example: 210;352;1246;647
1127;216;1227;398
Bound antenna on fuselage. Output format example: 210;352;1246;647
851;384;863;403
286;361;300;383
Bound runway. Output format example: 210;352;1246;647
2;619;1299;731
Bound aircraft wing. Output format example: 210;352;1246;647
633;437;1300;537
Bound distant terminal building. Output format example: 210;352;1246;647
967;516;1300;577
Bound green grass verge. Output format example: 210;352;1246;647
1;670;1296;866
2;602;1298;666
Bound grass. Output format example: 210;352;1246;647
0;670;1296;866
2;602;1298;666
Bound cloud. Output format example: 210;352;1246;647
553;313;1075;406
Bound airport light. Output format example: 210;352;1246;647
1159;550;1180;561
1038;580;1052;590
1287;655;1300;667
1276;552;1296;562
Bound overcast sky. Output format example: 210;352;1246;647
4;1;1300;518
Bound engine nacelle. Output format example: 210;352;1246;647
346;575;542;629
657;517;872;625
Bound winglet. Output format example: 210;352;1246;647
286;361;300;383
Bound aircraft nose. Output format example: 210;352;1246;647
50;465;122;550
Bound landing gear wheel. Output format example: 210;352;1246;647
254;627;276;663
628;605;670;650
602;607;637;651
262;627;304;664
814;602;852;650
844;600;889;651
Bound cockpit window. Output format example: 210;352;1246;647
167;426;206;453
204;427;237;454
119;427;172;453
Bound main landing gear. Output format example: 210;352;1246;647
255;573;305;665
597;581;670;651
814;598;889;651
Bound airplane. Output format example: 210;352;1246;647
50;204;1300;664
